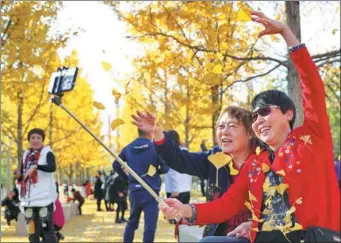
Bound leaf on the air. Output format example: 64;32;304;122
208;152;232;169
101;61;112;72
228;161;239;175
251;228;259;232
146;165;156;177
236;2;252;21
112;89;122;104
111;118;124;131
93;101;105;110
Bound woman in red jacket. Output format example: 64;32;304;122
160;11;340;243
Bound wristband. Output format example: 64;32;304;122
289;43;305;53
185;203;197;225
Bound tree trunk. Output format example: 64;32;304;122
17;91;24;168
285;1;303;128
211;85;220;146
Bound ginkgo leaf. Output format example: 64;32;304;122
295;197;303;205
228;161;239;175
252;213;264;223
244;201;252;211
101;61;112;72
276;170;286;177
262;208;271;215
291;222;303;231
251;228;259;232
236;4;251;21
286;205;296;215
262;163;270;173
93;101;105;110
112;89;122;104
263;177;270;192
249;191;257;202
256;146;261;155
111;118;124;131
212;64;223;74
276;183;289;195
146;165;156;177
208;152;232;169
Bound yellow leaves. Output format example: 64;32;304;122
208;152;232;169
251;228;259;232
112;89;122;104
244;201;252;211
276;183;289;195
146;165;157;177
286;205;296;216
93;101;105;110
235;2;252;21
256;146;261;155
208;152;233;187
252;213;264;223
111;118;124;131
295;197;303;205
291;222;303;231
228;162;239;175
276;170;286;177
101;61;112;72
212;64;223;74
299;134;312;145
263;177;270;192
262;163;270;173
248;191;257;202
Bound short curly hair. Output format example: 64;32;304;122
28;128;45;142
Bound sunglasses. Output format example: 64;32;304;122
252;105;280;123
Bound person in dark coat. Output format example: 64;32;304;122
112;167;128;224
71;188;85;215
94;175;104;211
1;188;20;226
113;128;169;243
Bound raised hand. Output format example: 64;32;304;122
251;11;287;38
131;111;164;141
251;11;299;46
131;111;157;134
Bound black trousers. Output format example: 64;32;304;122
166;191;191;204
78;200;84;215
24;203;57;243
96;198;102;210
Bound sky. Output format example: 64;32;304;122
53;1;340;135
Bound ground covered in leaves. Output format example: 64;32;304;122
1;198;182;242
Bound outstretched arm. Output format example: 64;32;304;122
252;11;330;138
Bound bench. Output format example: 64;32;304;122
15;202;80;236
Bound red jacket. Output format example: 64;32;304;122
194;47;340;242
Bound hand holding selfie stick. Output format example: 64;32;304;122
48;67;179;220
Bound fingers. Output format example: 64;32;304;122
251;10;267;19
136;110;147;119
258;29;271;38
131;114;142;123
146;112;156;121
227;227;238;236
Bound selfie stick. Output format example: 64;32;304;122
50;95;165;205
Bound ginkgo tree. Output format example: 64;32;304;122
105;1;272;148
